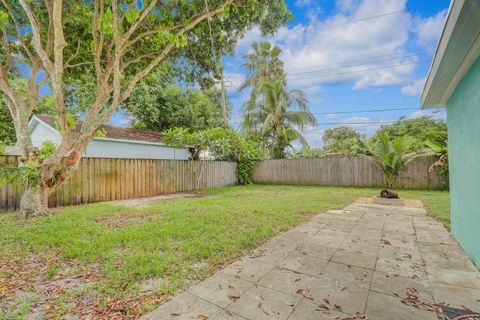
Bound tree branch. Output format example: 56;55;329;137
121;0;235;102
18;0;54;74
0;0;35;62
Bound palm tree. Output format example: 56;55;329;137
258;76;317;158
362;131;424;190
240;41;285;133
240;41;284;90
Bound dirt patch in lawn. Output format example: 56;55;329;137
355;197;424;208
107;193;208;209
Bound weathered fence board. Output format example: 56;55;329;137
252;156;448;190
0;156;237;211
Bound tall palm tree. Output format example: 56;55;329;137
240;42;285;133
258;76;317;158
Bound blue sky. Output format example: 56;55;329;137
220;0;450;147
112;0;451;147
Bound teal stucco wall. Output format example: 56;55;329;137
446;56;480;267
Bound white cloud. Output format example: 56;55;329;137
295;0;312;7
409;109;446;121
340;116;384;136
413;9;448;53
235;28;263;55
401;77;425;96
258;0;414;92
223;72;245;92
300;127;325;147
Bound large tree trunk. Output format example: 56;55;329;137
19;186;51;218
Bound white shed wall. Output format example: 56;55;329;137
28;118;190;160
30;122;62;147
84;139;190;160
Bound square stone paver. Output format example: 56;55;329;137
430;284;480;310
303;275;370;314
416;229;456;245
375;257;429;282
189;273;252;308
213;310;248;320
279;251;329;276
251;246;297;266
331;248;377;270
339;235;381;254
297;243;336;260
221;258;274;283
323;220;357;233
225;285;299;320
288;299;351;320
321;261;373;290
365;291;438;320
420;243;478;272
303;230;348;249
370;270;434;303
141;292;222;320
258;267;317;297
426;266;480;289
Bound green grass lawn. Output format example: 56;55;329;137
0;185;449;319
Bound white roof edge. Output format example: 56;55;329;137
421;0;480;109
93;136;167;147
29;115;61;136
30;115;188;149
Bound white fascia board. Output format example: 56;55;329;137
421;0;480;109
29;115;62;137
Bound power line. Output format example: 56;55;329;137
287;60;430;81
310;107;419;115
333;9;406;26
285;51;425;73
223;59;429;88
287;53;426;76
315;121;396;125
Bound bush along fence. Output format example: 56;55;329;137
251;155;448;190
0;156;237;211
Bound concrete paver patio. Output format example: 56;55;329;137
142;201;480;320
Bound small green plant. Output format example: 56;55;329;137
38;141;57;161
96;128;107;137
55;113;77;131
426;140;448;175
0;160;40;190
163;128;262;184
361;131;424;191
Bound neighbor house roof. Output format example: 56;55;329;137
34;115;164;144
421;0;480;109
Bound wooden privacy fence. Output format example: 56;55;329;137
252;156;448;190
0;156;237;210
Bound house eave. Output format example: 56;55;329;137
30;115;188;148
93;136;167;146
421;0;480;109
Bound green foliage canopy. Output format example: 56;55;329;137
371;116;447;153
124;72;226;132
322;126;363;156
162;127;262;184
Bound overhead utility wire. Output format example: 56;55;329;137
287;60;430;81
287;53;426;76
333;9;406;25
310;107;419;115
285;51;425;72
315;121;396;125
224;54;426;85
